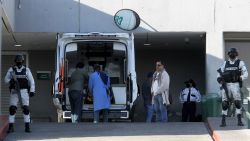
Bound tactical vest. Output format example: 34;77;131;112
222;59;241;83
12;66;29;89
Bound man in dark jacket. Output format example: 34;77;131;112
142;72;154;122
69;62;88;123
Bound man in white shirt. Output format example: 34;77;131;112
217;48;248;127
151;60;170;122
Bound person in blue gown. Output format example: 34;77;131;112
88;64;110;123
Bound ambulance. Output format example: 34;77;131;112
53;32;138;121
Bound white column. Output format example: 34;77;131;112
206;31;224;94
0;4;2;115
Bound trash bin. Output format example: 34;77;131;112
202;93;221;119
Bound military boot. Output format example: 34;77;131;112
7;123;14;133
237;114;244;126
25;122;31;133
220;115;226;127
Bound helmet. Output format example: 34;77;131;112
227;48;238;56
14;55;24;62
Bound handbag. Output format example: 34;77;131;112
84;94;93;104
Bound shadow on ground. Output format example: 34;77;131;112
5;122;212;141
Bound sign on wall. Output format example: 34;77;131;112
37;71;51;80
114;9;140;31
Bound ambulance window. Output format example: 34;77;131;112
65;42;127;85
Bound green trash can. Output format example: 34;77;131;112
202;93;221;119
201;96;207;120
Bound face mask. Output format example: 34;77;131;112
16;62;22;68
229;54;236;60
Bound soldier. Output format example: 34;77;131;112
217;48;248;127
5;55;35;133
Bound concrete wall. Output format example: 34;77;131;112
12;0;250;95
0;0;15;115
1;0;15;31
15;0;80;32
0;3;2;115
136;49;205;114
18;0;250;32
28;51;57;121
15;0;214;32
217;0;250;31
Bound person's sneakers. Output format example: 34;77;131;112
220;115;226;127
93;121;98;124
7;123;14;133
237;114;244;126
25;122;31;133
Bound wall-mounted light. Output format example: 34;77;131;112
144;32;151;46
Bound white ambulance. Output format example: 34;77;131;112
53;32;138;121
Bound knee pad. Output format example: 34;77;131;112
234;100;242;109
22;106;30;115
9;106;17;115
222;101;229;110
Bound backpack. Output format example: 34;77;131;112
99;72;115;104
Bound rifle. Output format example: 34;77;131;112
217;69;232;103
11;71;23;107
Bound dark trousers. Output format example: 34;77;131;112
144;104;154;122
68;90;83;122
94;109;109;122
182;102;196;122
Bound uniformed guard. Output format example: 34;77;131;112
179;79;201;122
4;55;35;133
217;48;248;127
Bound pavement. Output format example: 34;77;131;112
4;122;213;141
207;117;250;141
3;117;250;141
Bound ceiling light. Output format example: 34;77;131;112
14;44;22;47
144;43;151;46
144;32;151;46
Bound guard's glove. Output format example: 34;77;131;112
239;76;243;81
29;92;35;97
217;77;224;84
9;79;16;89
